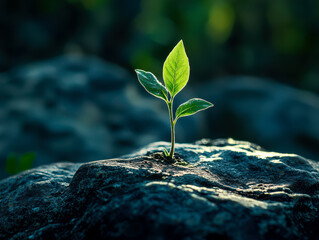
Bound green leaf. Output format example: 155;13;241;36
175;98;213;120
19;152;35;172
5;153;18;175
135;69;168;101
163;40;190;98
163;148;169;157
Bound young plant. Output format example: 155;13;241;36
135;40;213;159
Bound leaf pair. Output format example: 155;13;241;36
135;40;213;122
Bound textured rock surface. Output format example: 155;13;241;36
198;77;319;160
1;139;318;239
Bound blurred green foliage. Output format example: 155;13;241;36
5;152;36;175
1;0;318;92
130;0;319;91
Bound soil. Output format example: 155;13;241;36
149;151;188;166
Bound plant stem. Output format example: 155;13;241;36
167;101;175;158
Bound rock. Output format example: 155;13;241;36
1;139;318;239
196;77;319;160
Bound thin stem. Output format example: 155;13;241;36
167;100;175;158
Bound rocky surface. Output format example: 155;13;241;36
1;139;318;239
198;77;319;160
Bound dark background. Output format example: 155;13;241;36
1;0;319;92
0;0;318;178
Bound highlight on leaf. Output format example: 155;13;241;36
163;148;169;157
175;98;213;122
135;69;168;101
163;40;190;98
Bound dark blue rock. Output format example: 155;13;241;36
196;77;319;161
0;139;318;239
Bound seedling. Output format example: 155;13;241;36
135;40;213;159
